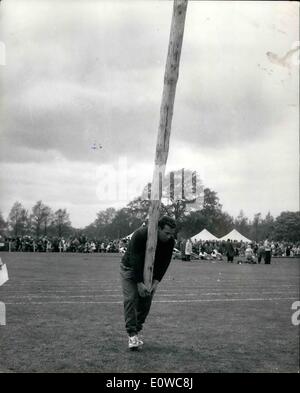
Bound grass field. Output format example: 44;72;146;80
0;252;299;373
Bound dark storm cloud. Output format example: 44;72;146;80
1;2;296;162
0;1;298;227
2;0;296;165
172;78;285;149
0;1;172;163
0;91;159;163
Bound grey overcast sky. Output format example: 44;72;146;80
0;0;299;228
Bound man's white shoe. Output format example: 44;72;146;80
137;334;144;345
128;335;141;349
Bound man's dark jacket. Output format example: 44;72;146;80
121;227;175;283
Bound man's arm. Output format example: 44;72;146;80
153;240;175;282
129;229;147;283
150;279;159;295
137;282;151;297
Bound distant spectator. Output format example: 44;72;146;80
257;242;265;264
226;239;235;263
245;244;256;264
264;237;272;264
180;239;186;261
211;249;223;260
185;238;193;261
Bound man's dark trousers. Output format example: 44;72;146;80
120;266;153;336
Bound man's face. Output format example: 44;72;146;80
158;225;176;243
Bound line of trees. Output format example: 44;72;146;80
0;189;299;242
0;201;72;239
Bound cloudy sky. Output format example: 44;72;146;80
0;0;299;228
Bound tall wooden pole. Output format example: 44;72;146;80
143;0;188;291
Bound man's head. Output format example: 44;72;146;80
158;216;176;243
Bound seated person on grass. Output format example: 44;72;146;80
245;244;256;264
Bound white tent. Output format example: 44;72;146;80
219;229;251;242
191;229;219;242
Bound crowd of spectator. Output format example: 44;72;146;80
0;235;299;263
176;239;300;262
0;235;128;254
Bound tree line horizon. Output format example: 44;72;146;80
0;187;299;243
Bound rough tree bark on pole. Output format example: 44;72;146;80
143;0;188;291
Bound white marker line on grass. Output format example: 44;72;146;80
5;297;298;305
164;284;300;288
2;287;121;293
7;281;121;285
167;276;298;288
159;291;299;296
4;284;298;293
161;280;299;291
153;297;299;303
3;286;123;291
3;291;298;299
9;279;299;285
3;294;123;298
